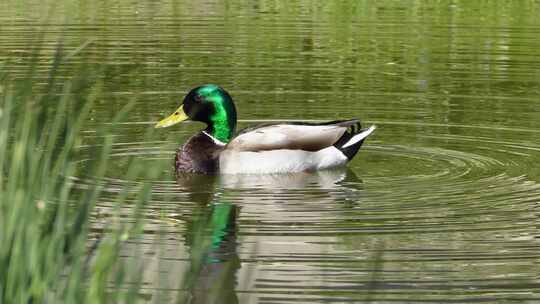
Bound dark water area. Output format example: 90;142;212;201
1;1;539;303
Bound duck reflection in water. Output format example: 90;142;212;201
183;201;239;304
176;174;239;304
176;168;363;304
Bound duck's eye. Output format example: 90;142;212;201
174;112;179;115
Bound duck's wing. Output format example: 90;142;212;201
227;119;359;152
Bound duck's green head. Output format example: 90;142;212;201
155;84;237;143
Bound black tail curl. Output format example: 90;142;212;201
333;121;369;160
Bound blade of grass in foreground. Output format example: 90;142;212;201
0;47;165;303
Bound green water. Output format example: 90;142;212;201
1;0;539;303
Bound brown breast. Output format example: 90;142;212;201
175;132;224;174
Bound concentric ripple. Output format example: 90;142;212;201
72;120;540;238
69;117;540;302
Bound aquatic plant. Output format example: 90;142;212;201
0;47;159;303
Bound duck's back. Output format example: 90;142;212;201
176;132;223;174
219;120;376;174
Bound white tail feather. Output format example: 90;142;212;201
342;125;376;148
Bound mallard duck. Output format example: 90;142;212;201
155;84;376;174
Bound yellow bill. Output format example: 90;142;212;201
155;105;189;128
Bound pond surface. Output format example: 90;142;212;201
1;0;539;303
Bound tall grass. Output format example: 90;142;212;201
0;48;160;303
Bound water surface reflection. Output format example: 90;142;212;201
173;170;363;304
